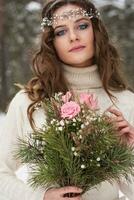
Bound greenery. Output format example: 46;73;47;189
15;92;134;195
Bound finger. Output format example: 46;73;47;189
108;116;122;123
108;108;122;117
58;186;82;196
129;131;134;140
116;116;125;122
127;135;134;145
108;115;124;124
119;127;130;135
116;121;128;129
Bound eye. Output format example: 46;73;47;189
54;29;66;37
78;23;89;30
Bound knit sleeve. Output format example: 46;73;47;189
119;95;134;200
119;176;134;200
0;91;45;200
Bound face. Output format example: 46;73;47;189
52;4;95;68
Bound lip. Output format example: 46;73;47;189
69;45;86;52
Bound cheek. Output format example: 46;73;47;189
87;30;94;47
54;38;68;60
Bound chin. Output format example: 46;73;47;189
70;54;92;61
66;58;93;67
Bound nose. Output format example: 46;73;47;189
69;29;79;42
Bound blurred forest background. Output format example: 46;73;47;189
0;0;134;112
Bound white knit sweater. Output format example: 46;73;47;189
0;64;134;200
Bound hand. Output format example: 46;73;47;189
43;186;83;200
108;108;134;145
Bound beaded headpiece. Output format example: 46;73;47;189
41;8;100;31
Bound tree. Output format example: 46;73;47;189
100;3;134;88
0;0;41;111
0;0;8;111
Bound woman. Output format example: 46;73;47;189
0;0;134;200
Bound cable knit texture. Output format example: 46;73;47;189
0;64;134;200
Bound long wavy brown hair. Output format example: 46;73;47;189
25;0;128;128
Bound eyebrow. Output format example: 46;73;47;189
53;17;90;30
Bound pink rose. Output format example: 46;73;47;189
62;91;72;103
80;93;98;110
61;101;81;119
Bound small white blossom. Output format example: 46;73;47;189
81;164;86;169
74;152;78;156
42;141;46;146
79;135;82;139
42;126;46;131
86;116;90;120
59;120;65;126
90;117;95;121
36;140;41;146
98;117;101;122
57;92;63;96
50;120;54;125
76;132;79;136
58;127;63;131
78;130;82;133
97;163;100;167
73;123;76;126
73;118;76;122
96;157;101;162
81;124;85;129
85;121;89;126
71;147;75;151
54;93;62;100
100;128;105;133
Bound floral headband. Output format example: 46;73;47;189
41;7;100;31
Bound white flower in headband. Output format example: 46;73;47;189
41;8;100;31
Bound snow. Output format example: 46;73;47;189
108;10;119;17
93;0;125;9
26;1;41;11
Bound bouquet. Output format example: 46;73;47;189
16;91;134;195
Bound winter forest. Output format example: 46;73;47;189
0;0;134;112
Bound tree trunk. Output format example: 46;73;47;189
0;0;8;111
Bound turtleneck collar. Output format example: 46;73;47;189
62;63;102;90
